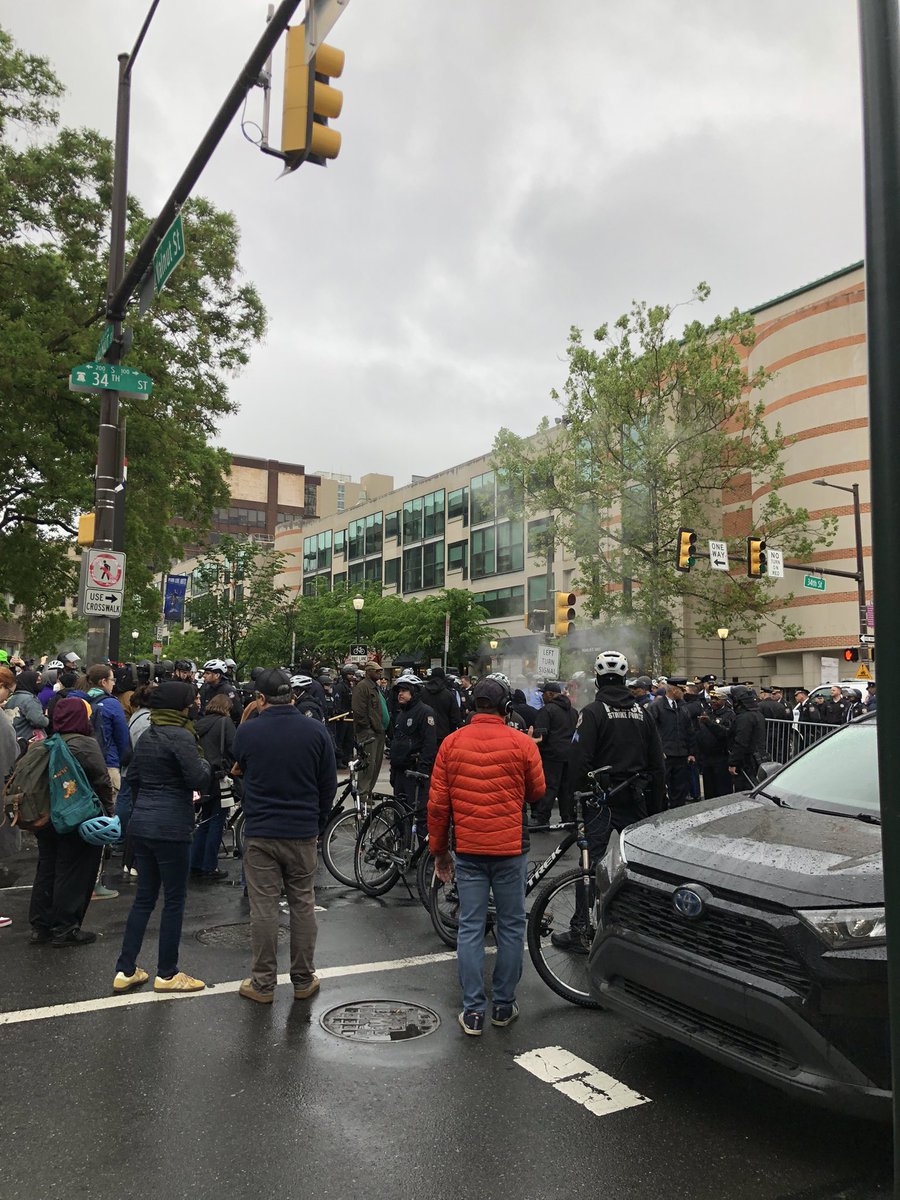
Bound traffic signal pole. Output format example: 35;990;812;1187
857;0;900;1179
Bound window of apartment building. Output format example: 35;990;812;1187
447;540;468;579
277;510;303;525
364;557;382;583
385;510;400;540
470;471;495;525
496;469;523;519
474;584;525;619
333;571;347;588
302;531;332;574
402;545;422;592
337;482;346;513
403;497;422;544
365;512;383;556
384;558;400;588
527;516;552;557
333;529;345;557
448;487;468;526
496;520;524;574
347;517;365;560
213;505;267;529
423;540;444;589
422;490;445;539
348;561;365;585
470;526;495;580
304;482;318;515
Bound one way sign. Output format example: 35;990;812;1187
708;540;729;571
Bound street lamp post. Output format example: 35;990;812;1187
352;595;364;644
812;479;868;658
716;627;729;682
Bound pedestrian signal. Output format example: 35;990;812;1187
675;528;697;573
554;592;576;637
747;536;767;578
843;648;859;663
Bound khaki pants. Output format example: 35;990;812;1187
356;733;385;799
244;836;318;992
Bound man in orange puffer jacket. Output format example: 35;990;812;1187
428;676;545;1036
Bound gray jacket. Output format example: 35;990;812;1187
6;692;49;741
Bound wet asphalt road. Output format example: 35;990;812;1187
0;812;893;1200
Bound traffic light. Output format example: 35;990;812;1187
747;536;767;578
675;528;697;573
554;592;576;637
527;608;547;633
843;648;859;663
282;25;344;168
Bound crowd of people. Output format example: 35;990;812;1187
0;644;875;1032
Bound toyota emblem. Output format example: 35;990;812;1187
672;886;704;919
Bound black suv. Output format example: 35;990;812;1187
588;714;889;1118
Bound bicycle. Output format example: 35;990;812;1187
429;768;645;1009
353;769;434;906
320;750;391;887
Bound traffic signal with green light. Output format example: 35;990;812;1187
675;528;697;573
747;536;767;578
554;592;576;637
843;648;859;663
282;25;344;168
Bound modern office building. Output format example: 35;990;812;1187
277;262;871;685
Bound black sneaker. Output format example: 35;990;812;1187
491;1001;519;1027
202;869;229;882
51;929;98;948
458;1010;485;1036
550;928;589;955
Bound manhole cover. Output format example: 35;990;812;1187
196;922;289;949
320;1000;441;1042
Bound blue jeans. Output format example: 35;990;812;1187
115;837;191;979
454;853;528;1014
191;804;226;872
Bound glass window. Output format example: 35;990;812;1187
470;526;495;580
385;510;400;540
304;482;318;515
496;521;524;574
364;512;382;556
448;487;469;525
447;540;468;579
364;557;382;583
348;518;365;560
423;540;444;589
334;529;346;557
348;561;365;585
317;530;332;571
496;469;524;519
423;490;445;540
333;571;347;588
403;546;422;592
384;558;400;587
765;724;879;816
528;517;552;558
403;497;423;544
527;574;549;609
473;585;524;619
470;471;495;525
303;535;316;575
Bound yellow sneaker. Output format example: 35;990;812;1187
154;971;206;993
239;978;274;1004
113;968;149;993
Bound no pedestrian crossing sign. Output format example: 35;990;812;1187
78;550;126;618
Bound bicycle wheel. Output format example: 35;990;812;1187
429;873;460;948
414;848;434;910
526;866;604;1009
232;808;245;860
354;800;406;896
322;806;367;887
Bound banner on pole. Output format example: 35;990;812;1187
163;574;188;622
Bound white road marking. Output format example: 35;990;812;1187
514;1046;650;1118
0;949;461;1027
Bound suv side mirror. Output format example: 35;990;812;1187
756;761;782;782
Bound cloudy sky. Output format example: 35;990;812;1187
3;2;864;488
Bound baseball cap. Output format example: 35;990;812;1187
255;668;293;699
541;681;563;694
471;677;508;709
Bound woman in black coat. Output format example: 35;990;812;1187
113;682;210;995
190;693;236;881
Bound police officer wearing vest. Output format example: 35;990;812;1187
389;674;437;840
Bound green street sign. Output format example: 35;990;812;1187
96;323;114;360
69;361;153;400
803;574;826;592
153;213;185;295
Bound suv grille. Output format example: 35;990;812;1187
615;979;799;1072
606;881;811;996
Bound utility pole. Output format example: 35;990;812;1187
858;0;900;1181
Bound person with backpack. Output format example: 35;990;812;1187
191;694;236;882
113;680;211;994
0;665;19;928
5;669;48;756
27;696;115;947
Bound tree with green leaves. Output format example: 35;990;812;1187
492;287;836;672
184;537;289;672
0;27;267;639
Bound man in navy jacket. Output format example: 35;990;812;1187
233;668;337;1004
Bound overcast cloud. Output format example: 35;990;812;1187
2;1;864;486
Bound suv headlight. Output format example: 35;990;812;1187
596;831;628;900
799;906;887;949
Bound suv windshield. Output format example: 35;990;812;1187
762;721;879;816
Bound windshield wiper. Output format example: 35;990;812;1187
805;806;882;825
756;789;792;807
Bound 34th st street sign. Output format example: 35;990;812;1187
69;362;153;400
803;574;826;592
153;213;185;295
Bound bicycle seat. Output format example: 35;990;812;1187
405;769;430;781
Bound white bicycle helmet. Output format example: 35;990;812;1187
392;673;424;691
203;659;228;674
290;674;314;692
46;659;64;671
594;650;629;681
487;671;512;690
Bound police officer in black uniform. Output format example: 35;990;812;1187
388;673;437;842
552;650;665;953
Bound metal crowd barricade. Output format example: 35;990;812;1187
764;717;835;764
